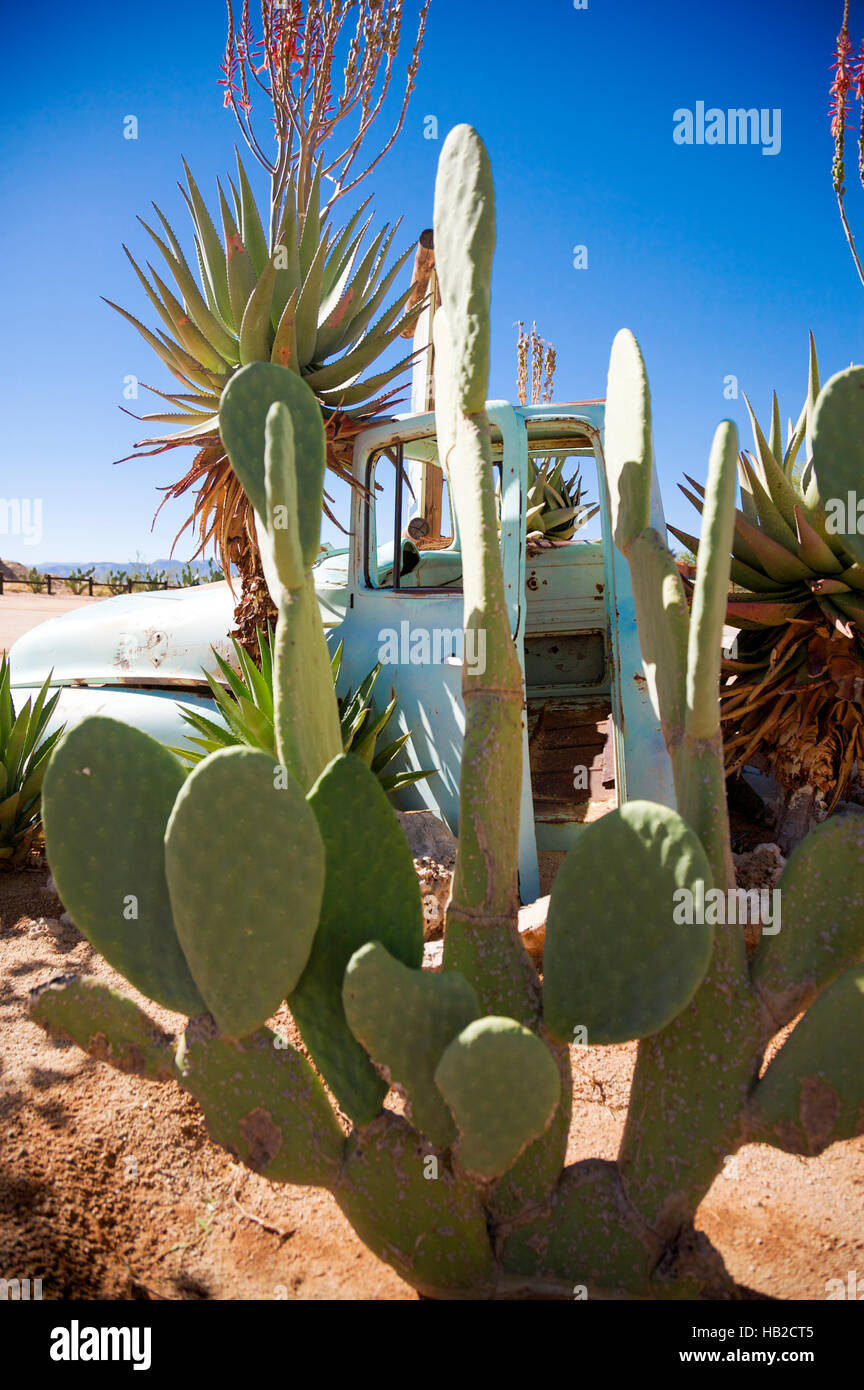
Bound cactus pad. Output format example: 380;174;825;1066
42;717;205;1016
164;747;324;1038
811;366;864;566
343;942;479;1147
543;801;714;1045
334;1112;495;1297
499;1159;657;1297
604;329;654;552
432;125;494;414
751;813;864;1022
274;580;343;789
434;1016;560;1181
747;964;864;1155
30;975;175;1081
290;754;424;1124
219;360;326;564
265;402;304;591
176;1020;344;1186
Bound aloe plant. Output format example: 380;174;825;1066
525;456;599;540
672;336;864;845
111;150;425;646
172;628;432;795
0;657;64;866
31;127;864;1300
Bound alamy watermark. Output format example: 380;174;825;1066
673;882;781;935
825;1271;864;1299
673;102;781;156
0;497;42;545
825;492;864;537
378;622;487;676
0;1277;42;1300
50;1320;151;1370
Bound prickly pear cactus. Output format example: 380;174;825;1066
30;125;864;1302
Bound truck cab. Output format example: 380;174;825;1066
10;399;674;902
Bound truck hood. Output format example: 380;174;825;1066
10;582;237;689
10;547;351;690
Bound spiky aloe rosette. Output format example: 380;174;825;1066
0;656;64;866
31;129;864;1300
669;336;864;832
110;151;423;607
169;626;432;795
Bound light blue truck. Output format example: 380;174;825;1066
11;399;675;901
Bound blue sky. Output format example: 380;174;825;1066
1;0;860;563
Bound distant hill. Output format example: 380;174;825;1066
25;559;224;581
0;558;28;581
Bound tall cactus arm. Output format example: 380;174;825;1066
606;335;760;1239
679;420;739;890
433;125;537;1024
219;364;342;790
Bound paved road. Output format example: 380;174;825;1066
1;592;106;655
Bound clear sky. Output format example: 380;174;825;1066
1;0;860;564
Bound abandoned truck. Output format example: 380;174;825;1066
10;400;675;901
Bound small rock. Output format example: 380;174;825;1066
518;895;550;964
415;856;451;940
397;810;457;866
733;842;785;891
733;845;786;953
422;939;443;973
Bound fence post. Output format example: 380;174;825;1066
47;575;52;595
88;577;93;596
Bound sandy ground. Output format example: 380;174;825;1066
1;854;862;1302
0;592;106;654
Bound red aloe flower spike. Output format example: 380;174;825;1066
855;38;864;188
830;0;864;289
830;0;852;194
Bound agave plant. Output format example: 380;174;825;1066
525;456;600;541
669;336;864;845
110;152;424;641
0;657;64;866
172;628;432;796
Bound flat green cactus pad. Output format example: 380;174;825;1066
334;1112;495;1297
30;975;175;1081
751;813;864;1020
343;942;479;1147
290;754;424;1125
164;747;325;1039
748;964;864;1156
499;1159;657;1297
219;361;326;565
42;717;205;1016
543;801;714;1045
176;1022;344;1187
434;1016;561;1181
811;366;864;566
